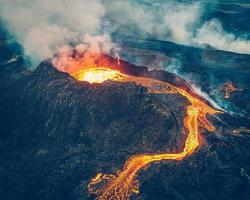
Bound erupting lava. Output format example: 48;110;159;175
54;54;222;200
76;67;221;200
73;68;124;83
223;82;242;99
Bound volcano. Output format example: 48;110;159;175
0;53;249;200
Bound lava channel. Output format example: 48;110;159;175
71;67;222;200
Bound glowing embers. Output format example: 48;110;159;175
223;82;243;99
73;68;125;83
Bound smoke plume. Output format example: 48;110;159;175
103;0;250;54
1;0;250;67
194;19;250;54
0;0;119;66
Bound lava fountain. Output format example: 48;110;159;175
53;53;222;200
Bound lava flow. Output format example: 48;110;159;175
223;82;242;99
72;68;124;83
57;61;221;199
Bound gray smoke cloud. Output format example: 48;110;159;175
103;0;250;54
0;0;119;66
0;0;250;67
103;0;202;44
194;19;250;54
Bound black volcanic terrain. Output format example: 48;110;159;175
0;59;249;200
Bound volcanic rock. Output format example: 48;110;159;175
0;61;249;200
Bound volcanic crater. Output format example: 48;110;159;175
0;55;249;200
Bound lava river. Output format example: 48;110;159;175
63;67;222;200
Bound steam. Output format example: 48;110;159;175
52;34;119;75
103;0;202;43
1;0;250;67
194;19;250;54
1;0;244;112
103;0;250;54
0;0;118;66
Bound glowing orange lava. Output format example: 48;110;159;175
72;68;125;83
223;82;242;99
71;67;221;200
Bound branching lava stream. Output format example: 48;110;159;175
73;67;221;200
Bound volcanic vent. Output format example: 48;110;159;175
52;51;222;200
0;52;249;200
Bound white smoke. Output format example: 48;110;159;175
194;19;250;54
1;0;250;67
0;0;119;66
103;0;202;42
103;0;250;55
159;2;201;45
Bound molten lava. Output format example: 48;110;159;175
54;55;221;200
223;82;242;99
76;67;222;200
73;68;125;83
